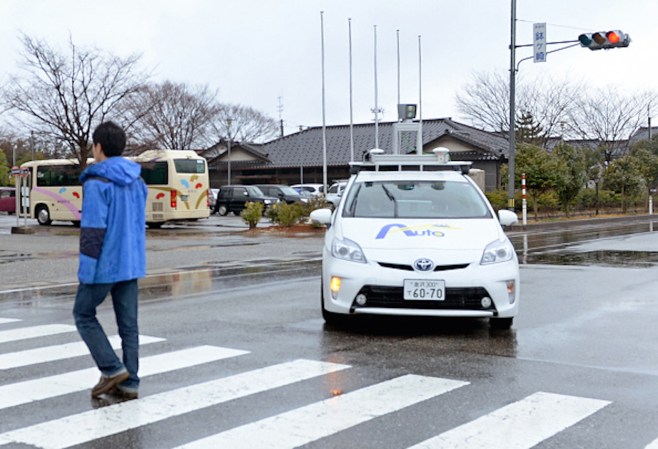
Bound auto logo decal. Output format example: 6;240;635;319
414;258;435;272
375;223;453;239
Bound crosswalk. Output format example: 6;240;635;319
0;315;651;449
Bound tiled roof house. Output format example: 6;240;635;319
205;118;514;191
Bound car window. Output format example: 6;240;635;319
342;180;492;219
246;186;265;196
327;184;338;194
233;187;247;198
279;186;300;196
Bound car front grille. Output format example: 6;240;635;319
377;262;470;272
353;285;494;311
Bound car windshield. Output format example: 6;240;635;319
279;186;300;196
246;186;265;196
342;180;492;219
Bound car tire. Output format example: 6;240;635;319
490;317;513;330
147;222;164;229
36;205;52;226
321;281;344;326
217;205;228;216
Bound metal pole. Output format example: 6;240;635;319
30;131;35;161
374;25;379;150
507;0;517;211
227;118;232;185
418;35;423;155
522;173;527;225
349;18;354;163
321;11;328;195
396;29;401;106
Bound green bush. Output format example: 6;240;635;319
485;190;508;212
240;202;264;229
265;202;304;227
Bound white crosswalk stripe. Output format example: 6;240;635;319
0;334;165;370
0;359;351;449
405;391;610;449
0;323;76;344
646;438;658;449
0;345;248;410
0;319;640;449
0;317;21;325
174;374;469;449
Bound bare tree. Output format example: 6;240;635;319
1;34;148;167
128;81;218;151
212;103;279;143
566;87;656;162
456;72;581;146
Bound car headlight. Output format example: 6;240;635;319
331;237;367;263
480;239;515;265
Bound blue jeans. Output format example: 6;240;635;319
73;279;140;390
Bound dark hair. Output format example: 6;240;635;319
92;121;126;157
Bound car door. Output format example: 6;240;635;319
231;186;249;212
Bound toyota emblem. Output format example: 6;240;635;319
413;258;434;272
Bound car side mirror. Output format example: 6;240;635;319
498;209;518;226
310;208;333;225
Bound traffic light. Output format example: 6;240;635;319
578;30;630;50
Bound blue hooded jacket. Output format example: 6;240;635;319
78;156;147;284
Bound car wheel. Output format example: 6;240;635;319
321;281;343;326
490;317;513;330
217;205;228;216
147;222;164;229
36;205;52;226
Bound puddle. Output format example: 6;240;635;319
523;250;658;268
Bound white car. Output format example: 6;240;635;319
310;153;520;329
325;180;348;209
291;183;324;197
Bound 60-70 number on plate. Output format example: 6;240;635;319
403;279;445;300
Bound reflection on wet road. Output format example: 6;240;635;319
509;217;658;267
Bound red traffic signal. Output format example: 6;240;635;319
578;30;630;50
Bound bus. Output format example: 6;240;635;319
19;149;211;228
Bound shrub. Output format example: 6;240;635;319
266;202;305;227
240;202;264;229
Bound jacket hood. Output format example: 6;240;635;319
80;157;142;186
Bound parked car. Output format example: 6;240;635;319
255;184;308;204
291;183;324;197
310;151;519;329
208;188;219;209
0;187;16;214
325;180;348;209
213;185;278;216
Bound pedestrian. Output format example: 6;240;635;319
72;121;148;400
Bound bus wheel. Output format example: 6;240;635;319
36;205;52;226
217;205;228;216
147;222;164;229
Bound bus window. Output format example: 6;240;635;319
174;159;205;174
140;161;168;185
36;165;82;187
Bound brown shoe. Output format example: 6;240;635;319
110;386;139;400
91;371;130;398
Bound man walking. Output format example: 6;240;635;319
73;121;147;400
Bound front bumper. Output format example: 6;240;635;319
321;248;519;319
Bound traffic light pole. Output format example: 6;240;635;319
507;0;517;211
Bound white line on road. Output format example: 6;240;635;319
0;359;351;449
175;374;469;449
0;318;21;325
0;335;165;370
0;324;76;344
0;345;248;410
406;391;610;449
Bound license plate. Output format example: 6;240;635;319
403;279;445;300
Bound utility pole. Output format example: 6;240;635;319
507;0;517;211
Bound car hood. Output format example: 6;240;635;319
336;217;505;251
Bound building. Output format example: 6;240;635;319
204;118;511;191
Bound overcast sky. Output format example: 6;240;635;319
1;0;655;135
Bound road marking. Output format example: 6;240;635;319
0;318;21;325
646;437;658;449
0;345;248;410
0;324;76;344
0;359;351;449
175;374;469;449
405;391;610;449
0;335;165;370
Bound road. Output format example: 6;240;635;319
1;214;658;448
